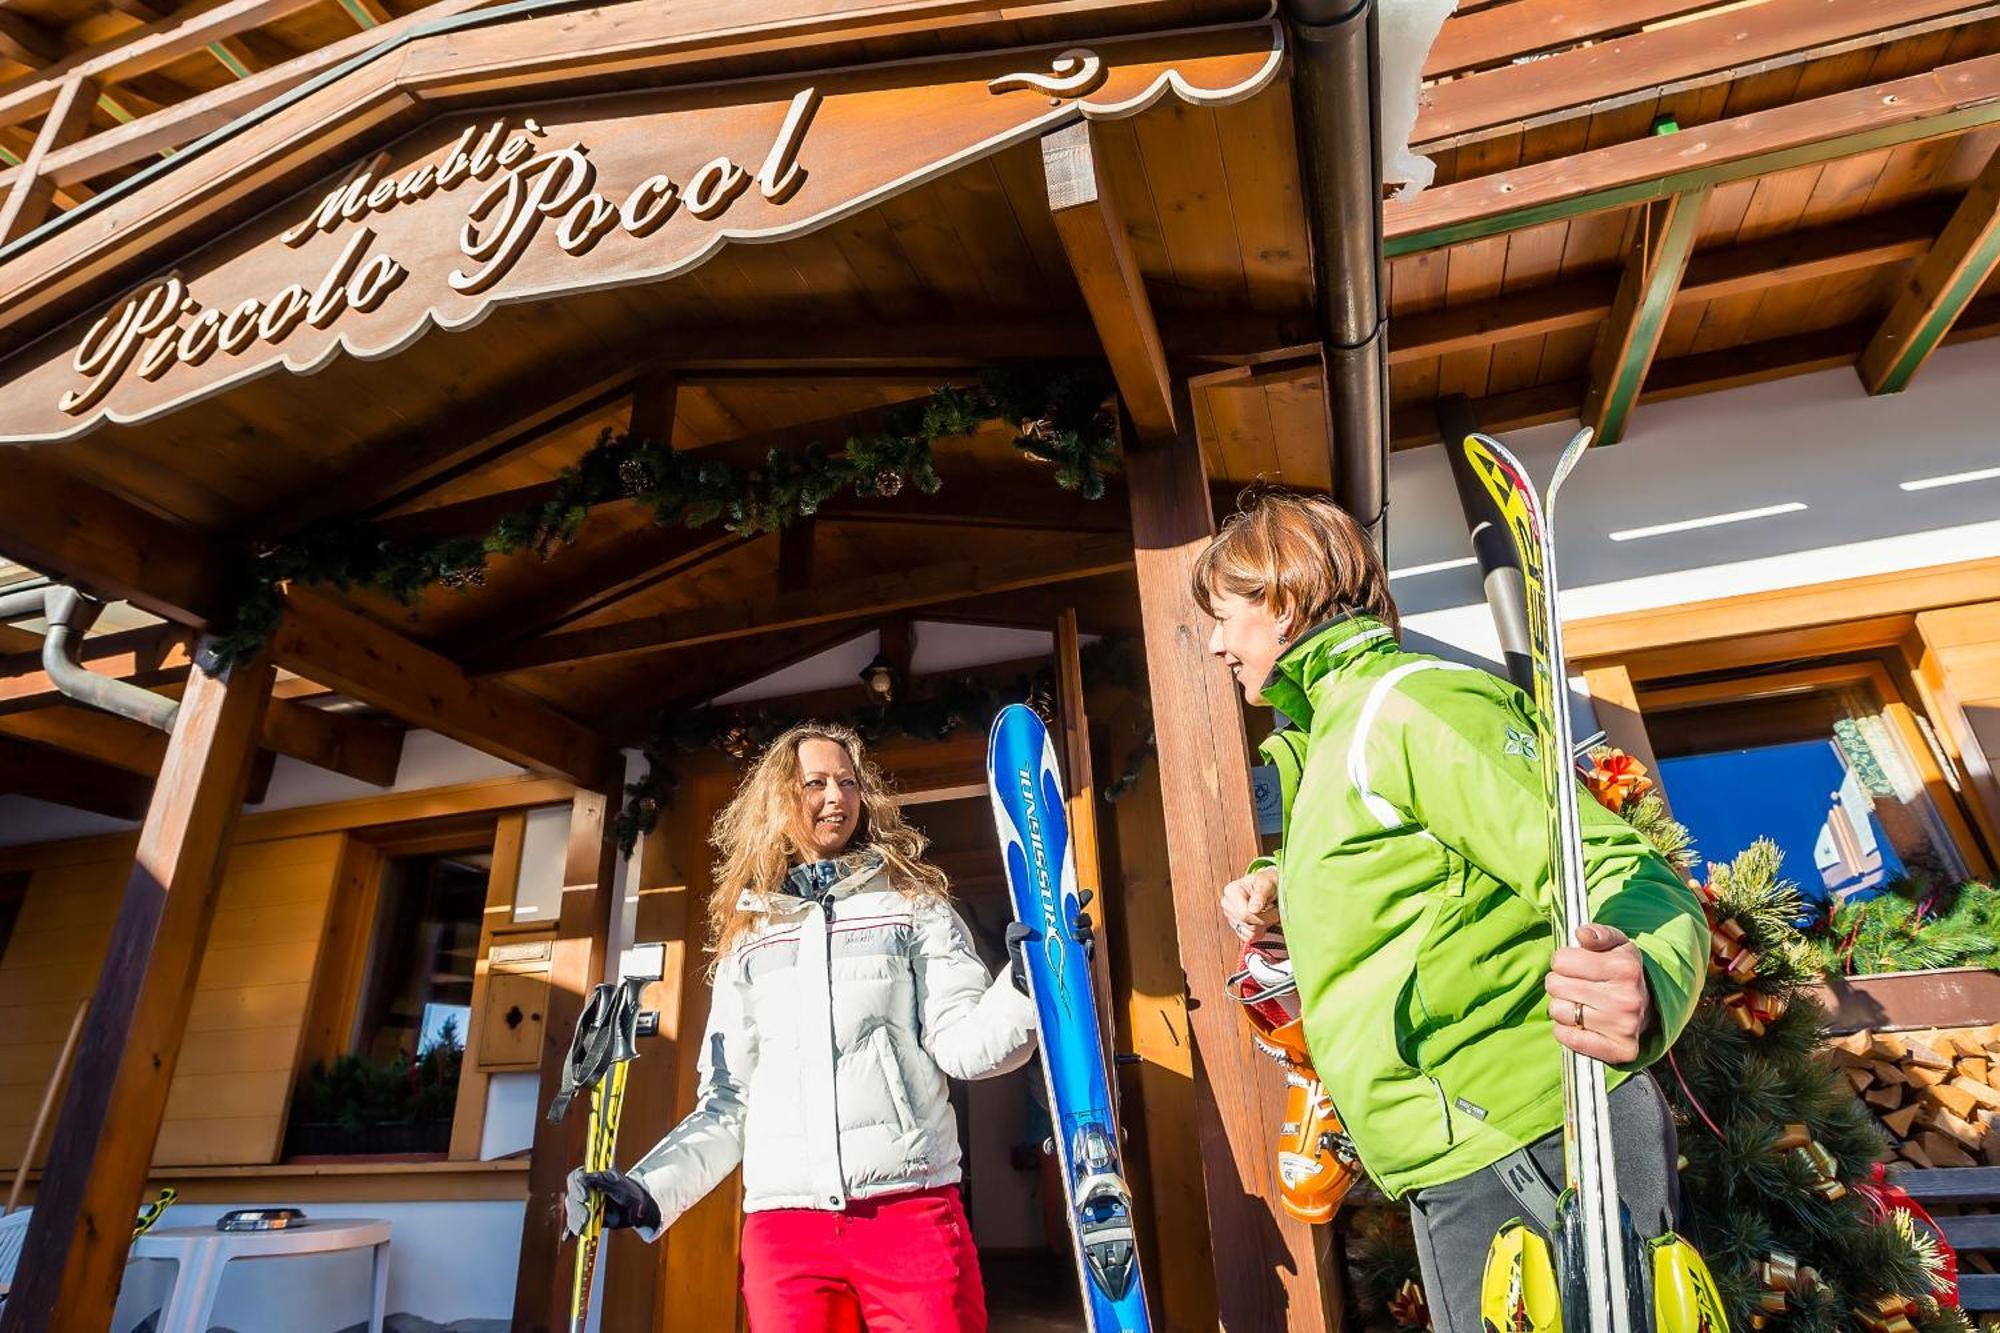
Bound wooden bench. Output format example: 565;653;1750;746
1895;1166;2000;1311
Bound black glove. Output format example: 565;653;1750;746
565;1167;661;1237
1005;921;1034;996
1005;890;1098;997
1073;888;1096;963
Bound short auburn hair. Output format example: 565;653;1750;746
1192;490;1399;637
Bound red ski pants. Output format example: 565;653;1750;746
739;1184;986;1332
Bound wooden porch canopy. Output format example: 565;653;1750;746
0;0;1997;1329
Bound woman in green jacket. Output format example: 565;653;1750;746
1194;490;1710;1333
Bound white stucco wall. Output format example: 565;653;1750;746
109;1200;523;1332
1386;339;2000;666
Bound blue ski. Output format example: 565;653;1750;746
986;703;1152;1333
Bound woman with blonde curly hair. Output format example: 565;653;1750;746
569;721;1037;1331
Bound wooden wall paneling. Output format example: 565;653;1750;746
1435;131;1524;403
513;784;621;1333
1211;84;1309;309
1122;390;1334;1331
0;644;272;1333
1131;101;1246;311
657;771;741;1333
186;832;345;1170
448;810;526;1161
1860;143;2000;392
1089;675;1220;1332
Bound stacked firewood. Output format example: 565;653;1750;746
1828;1026;2000;1169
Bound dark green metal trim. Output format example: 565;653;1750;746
1386;101;2000;258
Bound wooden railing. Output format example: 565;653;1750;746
0;0;503;245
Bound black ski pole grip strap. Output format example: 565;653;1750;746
1491;1146;1563;1235
547;982;617;1123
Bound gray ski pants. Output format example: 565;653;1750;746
1406;1071;1681;1333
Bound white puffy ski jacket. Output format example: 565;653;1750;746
629;858;1037;1234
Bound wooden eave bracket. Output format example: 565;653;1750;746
1858;144;2000;395
1582;186;1708;446
1041;118;1175;444
269;587;620;788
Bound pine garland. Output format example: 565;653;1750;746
611;636;1147;853
208;366;1118;669
1803;879;2000;978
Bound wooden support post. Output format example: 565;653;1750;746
1859;145;2000;395
1054;608;1119;1086
513;782;623;1333
1122;394;1335;1331
1042;119;1175;443
0;73;93;244
656;770;741;1332
1583;187;1708;446
0;645;273;1333
447;812;528;1161
1092;674;1220;1330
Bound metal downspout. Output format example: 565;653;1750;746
1285;0;1390;550
37;586;181;734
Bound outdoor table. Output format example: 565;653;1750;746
127;1218;390;1333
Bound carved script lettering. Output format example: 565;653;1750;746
280;119;541;249
450;88;818;295
59;88;821;417
62;229;407;415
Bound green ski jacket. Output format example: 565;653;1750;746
1253;615;1709;1199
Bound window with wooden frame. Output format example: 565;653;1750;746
288;814;535;1161
1637;656;1992;918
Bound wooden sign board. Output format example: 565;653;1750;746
0;23;1282;445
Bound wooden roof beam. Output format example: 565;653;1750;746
1041;120;1174;443
1858;144;2000;395
269;587;620;786
0;12;64;68
0;75;94;245
0;626;191;715
0;685;403;784
1583;187;1708;446
1388;199;1949;364
1413;0;1998;153
269;358;643;534
1387;51;2000;256
1390;297;2000;448
478;532;1138;674
0;733;153;819
0;454;228;629
0;0;341;133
